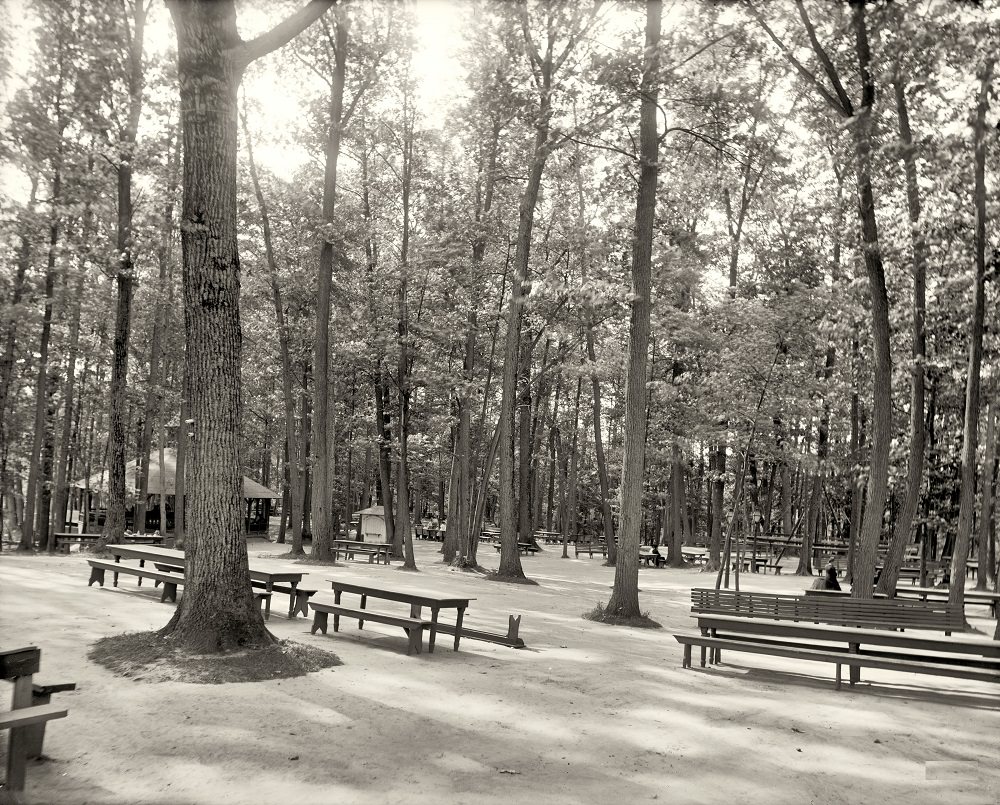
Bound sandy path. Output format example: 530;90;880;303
1;541;997;805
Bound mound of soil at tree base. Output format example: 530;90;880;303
89;632;341;684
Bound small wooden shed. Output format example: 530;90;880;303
352;505;387;543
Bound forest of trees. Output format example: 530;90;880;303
1;1;997;644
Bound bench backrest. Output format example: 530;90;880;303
691;588;964;631
1;647;40;680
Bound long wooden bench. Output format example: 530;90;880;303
674;633;1000;690
309;601;430;655
691;587;965;635
574;542;607;558
675;614;1000;691
88;560;272;618
493;542;540;555
2;647;71;794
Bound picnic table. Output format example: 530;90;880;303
330;539;392;565
324;577;474;652
50;532;165;553
106;544;306;617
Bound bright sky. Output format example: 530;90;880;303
0;0;466;200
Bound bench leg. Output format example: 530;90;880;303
160;582;178;604
6;676;33;792
311;611;328;635
406;625;423;655
836;663;842;690
682;644;691;668
88;566;106;587
292;590;310;618
25;690;51;759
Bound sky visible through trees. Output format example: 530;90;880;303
0;0;997;643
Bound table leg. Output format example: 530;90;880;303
359;594;367;629
137;558;144;586
453;607;465;651
428;608;440;653
288;581;298;618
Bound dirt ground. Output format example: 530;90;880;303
1;539;998;805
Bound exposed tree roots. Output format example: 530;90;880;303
485;572;539;586
583;602;661;628
89;631;340;684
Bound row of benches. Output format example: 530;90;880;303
674;588;999;691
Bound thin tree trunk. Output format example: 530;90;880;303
21;178;59;552
242;108;303;554
950;56;995;610
975;401;996;591
310;12;348;563
50;269;85;537
606;0;661;619
875;74;928;596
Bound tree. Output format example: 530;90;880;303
948;55;995;611
602;0;661;621
160;0;333;652
751;0;893;598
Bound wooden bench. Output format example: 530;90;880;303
691;587;965;635
493;542;539;555
309;601;430;655
2;647;70;794
574;542;607;558
88;559;272;618
675;615;1000;691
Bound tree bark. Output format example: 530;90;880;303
606;0;660;618
975;401;996;591
875;75;927;596
242;108;303;554
161;0;332;651
310;11;348;563
949;56;995;610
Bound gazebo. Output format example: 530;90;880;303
71;448;280;533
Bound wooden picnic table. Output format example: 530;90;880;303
51;532;164;553
106;544;306;617
330;539;392;565
324;577;474;652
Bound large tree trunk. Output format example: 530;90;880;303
875;75;927;596
949;56;995;610
605;0;660;619
161;0;332;651
310;12;348;563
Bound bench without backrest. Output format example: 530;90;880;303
309;601;430;655
691;587;964;634
2;647;71;793
88;559;272;617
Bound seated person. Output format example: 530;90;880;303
810;561;841;591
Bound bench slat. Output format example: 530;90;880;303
309;602;429;654
0;703;68;730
